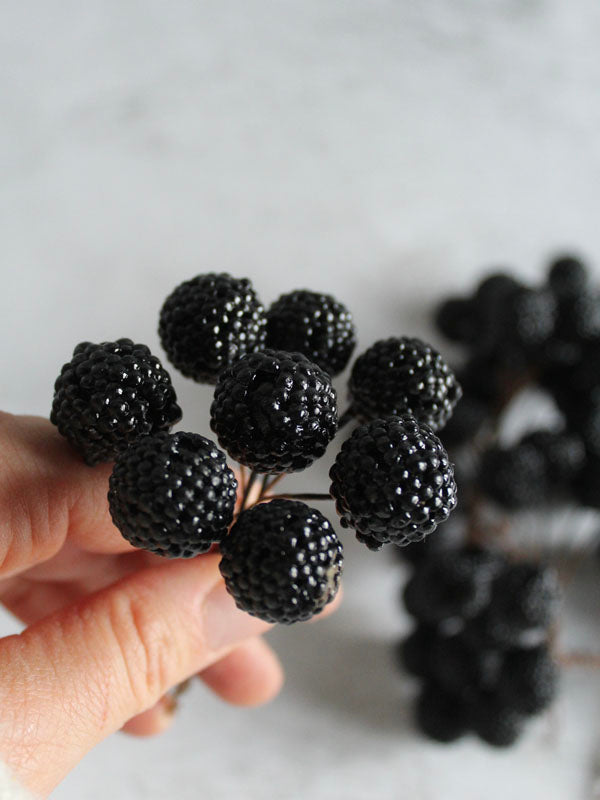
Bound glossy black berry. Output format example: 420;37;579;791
402;548;498;624
51;339;182;466
440;392;489;447
108;432;237;558
519;429;586;488
497;646;559;715
210;349;337;474
470;691;525;747
348;337;461;431
488;563;561;633
219;499;343;624
479;444;549;509
158;273;267;383
329;416;457;550
416;683;470;743
265;289;356;376
481;286;557;364
434;297;479;345
548;255;589;297
397;625;438;679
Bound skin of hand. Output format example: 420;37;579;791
0;412;340;798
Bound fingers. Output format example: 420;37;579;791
199;637;284;707
0;413;135;578
120;697;175;737
122;638;284;737
0;554;270;797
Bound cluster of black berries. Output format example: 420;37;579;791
51;273;461;625
398;542;560;747
435;254;600;511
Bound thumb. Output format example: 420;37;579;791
0;554;270;798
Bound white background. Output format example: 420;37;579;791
2;2;600;798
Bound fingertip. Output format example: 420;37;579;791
120;698;175;737
199;637;285;707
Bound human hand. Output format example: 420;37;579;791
0;412;324;797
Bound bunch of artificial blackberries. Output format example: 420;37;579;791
50;275;460;626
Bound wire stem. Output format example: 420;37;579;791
266;492;333;502
240;470;260;511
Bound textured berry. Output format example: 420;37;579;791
547;255;588;297
51;339;182;466
488;563;561;633
330;416;457;550
158;273;267;383
434;297;479;345
481;286;557;363
497;646;559;715
397;625;438;679
210;349;337;474
519;429;585;488
416;683;470;743
470;691;525;747
479;444;549;509
219;499;343;624
474;272;522;309
348;337;461;431
265;289;356;376
573;454;600;508
108;432;237;558
429;633;501;696
402;548;499;624
440;392;488;447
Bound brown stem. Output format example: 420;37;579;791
266;493;333;502
559;651;600;668
240;470;260;511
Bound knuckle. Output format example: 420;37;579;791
104;584;176;710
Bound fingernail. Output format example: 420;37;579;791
203;581;271;651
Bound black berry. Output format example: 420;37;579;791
108;432;237;558
265;289;356;376
51;339;182;466
348;337;461;431
329;416;457;550
219;499;343;624
158;273;267;383
210;349;338;474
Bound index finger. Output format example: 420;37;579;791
0;412;137;578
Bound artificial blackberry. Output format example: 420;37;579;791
347;337;461;431
488;562;561;634
415;683;470;743
210;349;337;474
402;548;500;624
573;453;600;508
434;297;479;345
329;415;457;550
51;339;182;465
108;432;237;558
470;691;525;747
474;271;522;309
440;392;489;447
397;625;438;679
479;443;549;509
519;429;586;488
158;273;267;383
265;289;356;376
480;285;557;364
497;645;559;715
428;632;500;696
219;499;343;624
547;254;589;297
